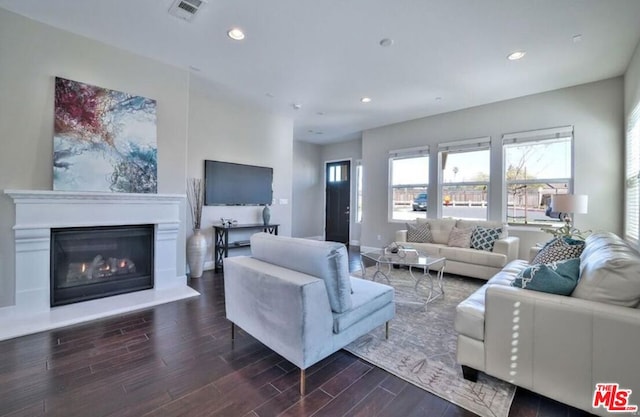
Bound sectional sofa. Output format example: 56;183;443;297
455;232;640;416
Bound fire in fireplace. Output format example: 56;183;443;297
51;225;154;306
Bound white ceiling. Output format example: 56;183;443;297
2;0;640;144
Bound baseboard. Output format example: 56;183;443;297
203;260;215;271
349;239;360;246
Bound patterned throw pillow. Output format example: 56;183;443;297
512;257;581;295
447;226;474;248
406;222;433;243
470;226;503;251
532;237;585;264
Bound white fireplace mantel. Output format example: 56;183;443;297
0;189;199;341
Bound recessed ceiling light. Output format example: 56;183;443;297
435;97;442;101
572;34;583;43
292;103;302;110
361;97;372;103
379;38;394;47
265;92;275;98
316;111;325;116
188;65;201;72
507;51;526;61
227;28;245;41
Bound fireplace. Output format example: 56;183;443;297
51;225;154;306
2;190;199;342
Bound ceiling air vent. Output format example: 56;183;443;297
169;0;206;22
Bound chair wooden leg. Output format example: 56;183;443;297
300;368;306;396
385;321;390;340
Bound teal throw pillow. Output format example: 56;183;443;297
512;257;581;296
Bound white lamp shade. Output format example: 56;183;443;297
551;194;588;214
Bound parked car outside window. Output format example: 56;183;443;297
412;193;428;211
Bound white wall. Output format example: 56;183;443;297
626;41;640;117
0;9;295;307
0;9;190;307
187;76;294;266
292;141;323;238
362;78;625;258
321;138;363;244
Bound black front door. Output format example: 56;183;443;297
325;160;350;244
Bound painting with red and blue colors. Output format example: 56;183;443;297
53;77;157;193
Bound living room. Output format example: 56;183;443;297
1;1;640;416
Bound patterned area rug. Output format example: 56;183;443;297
345;267;515;417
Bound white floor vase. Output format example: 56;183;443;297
187;229;207;278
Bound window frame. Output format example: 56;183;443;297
502;126;574;226
388;146;429;223
438;137;491;221
625;104;640;245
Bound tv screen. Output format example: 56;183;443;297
204;160;273;206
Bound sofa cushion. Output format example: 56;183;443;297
406;222;433;243
532;237;585;264
572;232;640;307
512;258;581;295
454;259;529;341
333;277;394;333
448;226;474;248
417;218;456;244
400;242;445;258
250;233;352;313
440;246;507;268
470;226;503;251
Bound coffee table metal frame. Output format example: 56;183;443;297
360;250;446;304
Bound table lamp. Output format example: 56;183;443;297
551;194;588;228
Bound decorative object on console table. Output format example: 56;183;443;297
262;205;271;225
186;178;206;278
213;223;279;271
541;194;590;239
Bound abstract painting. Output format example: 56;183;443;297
53;77;157;193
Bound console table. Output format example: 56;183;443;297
213;223;279;271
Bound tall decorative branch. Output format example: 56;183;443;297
187;178;203;231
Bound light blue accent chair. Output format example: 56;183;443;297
224;233;395;395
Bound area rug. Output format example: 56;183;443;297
345;267;515;417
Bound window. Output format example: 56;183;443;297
503;126;573;225
389;147;429;221
439;137;490;220
625;104;640;244
355;160;363;223
328;162;348;182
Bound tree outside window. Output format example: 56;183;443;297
504;137;572;224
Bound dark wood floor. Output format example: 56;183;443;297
0;250;593;417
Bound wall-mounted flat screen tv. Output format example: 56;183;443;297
204;160;273;206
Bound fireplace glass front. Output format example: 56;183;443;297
51;225;154;306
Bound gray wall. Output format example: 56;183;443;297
626;41;640;115
361;78;625;257
321;138;363;244
292;141;323;238
187;76;294;266
0;9;294;307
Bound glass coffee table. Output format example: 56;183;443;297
360;250;446;304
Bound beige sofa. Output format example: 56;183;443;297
395;218;520;280
455;232;640;416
